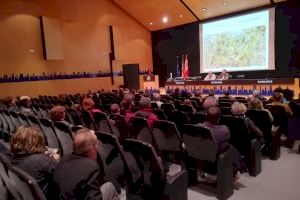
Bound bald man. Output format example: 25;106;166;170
53;129;119;200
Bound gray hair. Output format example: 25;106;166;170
231;102;247;116
139;97;151;108
152;93;161;101
73;128;97;156
203;96;218;110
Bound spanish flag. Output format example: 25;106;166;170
183;54;189;79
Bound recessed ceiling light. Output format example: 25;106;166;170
150;22;153;25
202;8;206;11
179;14;183;18
223;2;228;6
29;49;35;53
162;17;168;23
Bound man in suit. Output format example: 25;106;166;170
53;128;119;200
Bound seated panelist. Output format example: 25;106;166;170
204;71;216;81
217;69;229;80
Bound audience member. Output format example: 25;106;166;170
110;103;121;115
231;102;264;141
19;96;36;115
269;92;293;117
53;128;119;200
82;97;102;114
1;96;18;111
217;69;229;80
183;99;197;114
50;105;72;127
120;93;135;123
133;97;158;128
202;96;218;111
11;126;57;197
204;71;216;81
222;91;234;101
253;90;267;101
152;93;163;109
248;98;274;123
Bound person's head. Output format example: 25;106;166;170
273;92;282;103
82;97;95;111
208;71;213;76
19;96;32;108
208;89;215;97
71;103;81;111
152;93;161;101
224;91;230;97
57;93;67;105
283;89;294;101
183;99;192;106
252;90;260;98
248;98;264;110
2;96;15;108
110;103;120;115
221;69;227;74
139;97;151;109
11;126;45;154
206;106;221;124
50;105;66;121
73;128;98;160
121;93;134;110
203;96;218;110
231;102;247;116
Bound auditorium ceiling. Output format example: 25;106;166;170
111;0;288;31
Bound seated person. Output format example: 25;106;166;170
152;93;163;109
11;126;57;197
221;91;234;101
217;69;230;80
183;99;196;114
202;96;218;112
53;128;119;200
197;106;230;153
231;102;264;141
50;105;72;127
120;93;135;123
204;71;216;81
110;103;121;115
82;97;102;115
132;97;158;129
268;92;293;117
253;90;267;101
19;96;36;116
248;97;274;123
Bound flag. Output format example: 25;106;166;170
181;54;185;78
183;54;189;79
176;55;180;77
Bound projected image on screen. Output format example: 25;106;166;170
200;9;275;73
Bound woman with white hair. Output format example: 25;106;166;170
231;102;264;141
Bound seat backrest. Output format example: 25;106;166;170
27;115;42;129
219;115;251;156
123;139;165;198
2;110;16;134
96;132;130;187
65;108;83;125
53;122;73;157
167;111;190;133
81;110;97;131
178;105;194;115
151;102;159;109
246;109;272;141
190;112;207;124
38;105;49;119
152;109;167;120
0;111;10;134
8;166;46;200
93;112;113;134
9;111;22;129
128;116;157;149
39;118;61;152
182;124;218;162
17;113;30;126
268;105;288;133
109;114;129;144
161;103;175;115
152;120;182;152
220;107;232;115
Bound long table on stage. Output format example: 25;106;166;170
165;78;300;97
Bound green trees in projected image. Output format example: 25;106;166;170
204;26;266;68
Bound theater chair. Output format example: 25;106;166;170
152;109;167;120
17;113;30;126
94;112;114;134
65;108;83;126
220;115;262;176
2;110;16;137
178;105;194;115
190;112;207;124
182;124;234;200
81;110;97;131
53;122;73;157
96;131;131;192
123;139;188;200
0;111;10;142
128;116;159;152
8;166;46;200
246;110;273;156
161;103;175;116
109;114;129;144
39;118;61;154
152;120;185;168
167;111;190;134
9;111;22;129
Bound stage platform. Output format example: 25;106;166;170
165;78;300;97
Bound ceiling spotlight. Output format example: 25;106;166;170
162;17;168;23
179;14;183;18
223;2;228;6
150;22;153;25
202;8;206;11
29;49;35;53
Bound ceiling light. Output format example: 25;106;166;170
162;17;168;23
179;14;183;18
202;8;206;11
29;49;35;53
223;2;228;6
150;22;153;25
